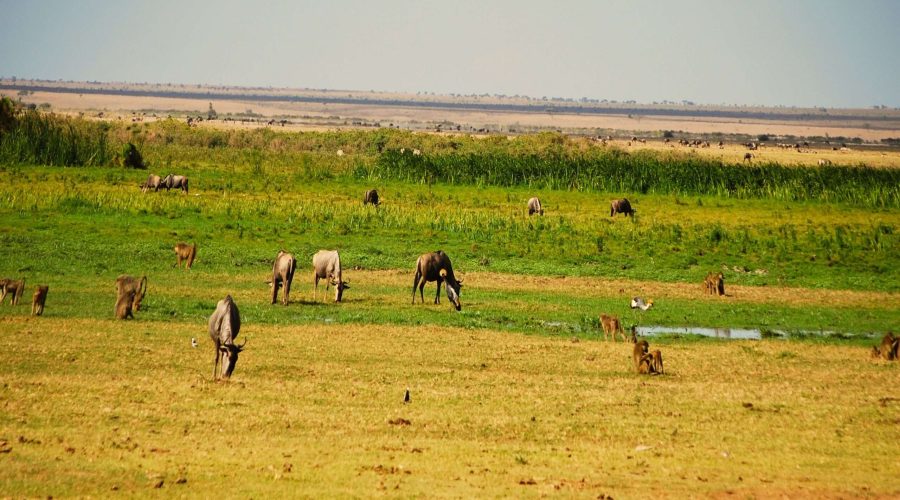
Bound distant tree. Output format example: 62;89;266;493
207;102;217;120
0;96;19;136
757;134;770;142
663;130;675;138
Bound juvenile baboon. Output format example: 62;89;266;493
650;350;664;374
173;242;197;269
637;353;655;374
0;278;26;305
31;285;48;316
115;275;147;319
704;272;725;296
871;332;899;361
600;314;627;342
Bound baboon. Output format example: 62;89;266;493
871;332;899;361
173;242;197;269
0;278;26;305
115;275;147;319
600;314;627;342
650;350;664;374
31;285;48;316
632;334;663;375
704;272;725;296
633;338;650;372
115;287;136;320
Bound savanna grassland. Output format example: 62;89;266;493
0;109;898;497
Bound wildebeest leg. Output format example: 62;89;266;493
283;276;291;305
434;280;442;304
213;344;220;380
412;271;421;304
271;276;280;305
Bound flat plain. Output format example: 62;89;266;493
0;102;898;497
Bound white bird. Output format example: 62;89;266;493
190;337;198;348
631;297;654;311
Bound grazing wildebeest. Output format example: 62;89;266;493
115;275;147;319
527;197;544;216
0;278;26;305
610;198;635;217
208;295;245;379
364;189;380;206
140;174;163;193
271;250;297;305
162;174;189;194
312;250;349;302
743;153;753;163
817;158;832;166
412;250;463;311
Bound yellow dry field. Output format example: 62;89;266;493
603;138;900;169
0;316;897;498
19;90;900;145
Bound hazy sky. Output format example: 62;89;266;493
2;0;898;107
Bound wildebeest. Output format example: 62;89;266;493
312;250;349;302
0;278;26;305
140;174;163;193
412;250;463;311
817;158;832;166
364;189;380;206
162;174;189;194
610;198;635;217
208;295;245;379
271;250;297;305
115;275;147;319
527;197;544;216
743;152;753;163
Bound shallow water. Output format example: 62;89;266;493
637;326;763;339
636;325;872;340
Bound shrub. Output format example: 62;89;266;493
122;142;145;169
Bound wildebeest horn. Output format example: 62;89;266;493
237;337;248;349
439;269;447;278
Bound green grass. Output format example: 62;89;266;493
0;163;897;337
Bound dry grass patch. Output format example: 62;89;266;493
0;317;897;497
352;270;899;310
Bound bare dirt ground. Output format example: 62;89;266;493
11;88;900;143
